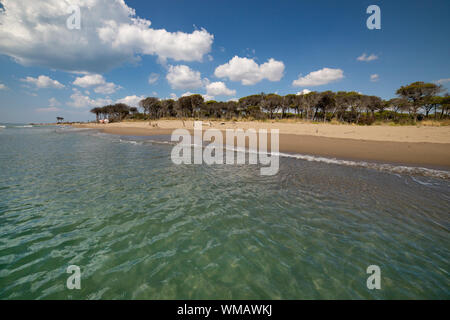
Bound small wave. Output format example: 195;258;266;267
410;176;436;186
14;125;33;128
118;139;142;145
117;138;176;147
0;125;5;129
277;152;450;180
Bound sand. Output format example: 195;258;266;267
73;120;450;169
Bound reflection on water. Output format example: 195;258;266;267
0;126;448;299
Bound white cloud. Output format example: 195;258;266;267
67;89;112;108
179;91;214;101
357;53;378;62
36;107;60;113
370;74;380;82
94;82;120;94
0;0;213;73
73;74;120;94
435;78;450;84
99;22;214;65
202;94;214;101
292;68;344;87
205;81;236;97
49;97;59;107
148;73;159;85
214;56;285;85
21;75;64;89
296;89;311;95
169;93;178;100
173;80;234;101
73;74;105;88
166;65;204;90
116;95;145;108
0;83;7;90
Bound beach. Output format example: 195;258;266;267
1;124;449;299
73;120;450;169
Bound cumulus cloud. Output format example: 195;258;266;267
174;80;235;101
166;65;204;90
0;0;213;73
148;73;159;85
73;74;105;88
214;56;285;85
73;74;120;94
202;94;214;101
292;68;344;87
296;89;311;95
21;75;65;89
116;95;145;108
370;74;380;82
205;81;236;97
67;89;112;108
0;83;7;90
435;78;450;84
180;91;210;101
357;53;378;62
94;82;121;95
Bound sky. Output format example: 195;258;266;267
0;0;449;123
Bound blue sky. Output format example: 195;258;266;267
0;0;449;123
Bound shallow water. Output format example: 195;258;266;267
0;125;448;299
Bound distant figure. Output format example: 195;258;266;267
56;117;64;123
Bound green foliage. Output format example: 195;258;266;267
90;82;450;125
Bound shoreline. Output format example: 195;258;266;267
73;121;450;170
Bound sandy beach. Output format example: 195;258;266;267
73;120;450;169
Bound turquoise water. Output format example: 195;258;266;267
0;125;449;299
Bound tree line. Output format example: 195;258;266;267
90;103;138;122
90;82;449;125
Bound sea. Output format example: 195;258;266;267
0;124;448;299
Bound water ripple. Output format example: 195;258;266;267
0;127;448;299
